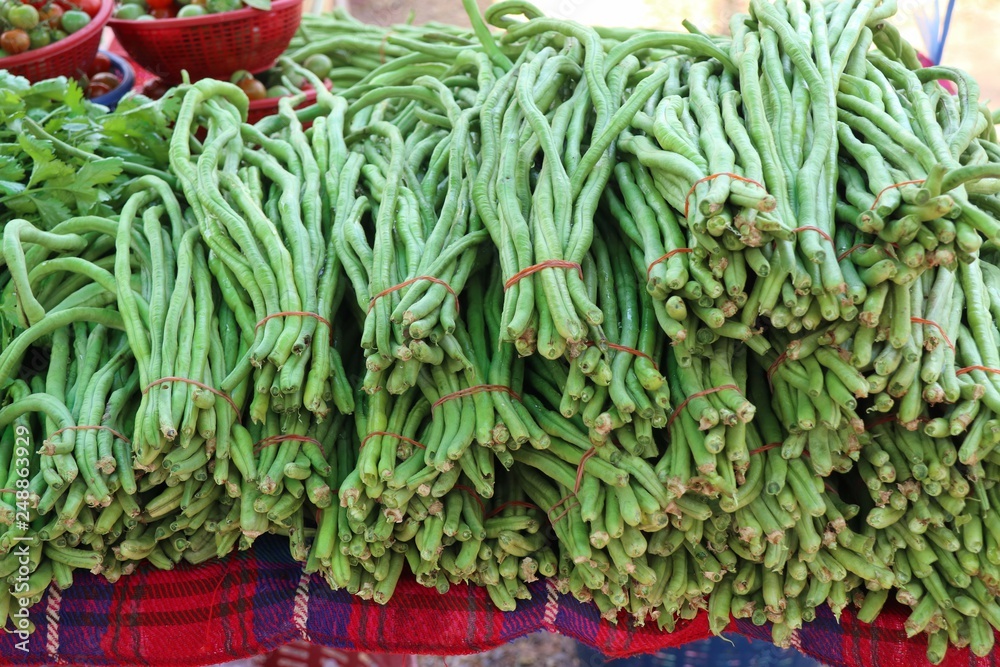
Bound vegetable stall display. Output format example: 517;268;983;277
4;0;1000;663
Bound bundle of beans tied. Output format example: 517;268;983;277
5;0;1000;661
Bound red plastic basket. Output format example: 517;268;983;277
108;0;303;84
0;0;113;82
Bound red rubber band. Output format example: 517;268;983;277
865;415;900;429
574;447;597;495
432;385;521;412
142;377;242;424
911;317;955;352
253;434;323;455
956;366;1000;377
646;248;693;282
791;226;834;244
453;484;484;516
485;500;541;519
547;495;580;525
871;179;926;210
837;243;873;262
503;260;583;291
360;431;426;450
255;311;332;333
379;30;395;65
667;384;742;428
766;352;788;391
748;442;782;456
684;172;768;219
585;340;659;371
368;276;460;315
47;425;131;446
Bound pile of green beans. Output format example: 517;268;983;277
9;0;1000;661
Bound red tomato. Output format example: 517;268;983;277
87;81;112;97
70;0;101;18
149;5;175;18
38;4;64;27
145;0;173;9
0;29;30;54
140;78;170;99
90;71;119;88
237;77;267;101
87;52;111;75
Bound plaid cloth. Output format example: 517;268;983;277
0;534;995;667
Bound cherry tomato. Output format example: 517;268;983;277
0;29;30;54
175;4;203;16
8;4;40;29
27;25;49;48
140;78;170;99
237;77;267;101
38;3;63;27
205;0;239;12
49;27;67;40
303;54;332;79
87;81;112;97
113;3;144;18
87;52;111;75
70;0;101;17
145;0;172;9
90;71;120;88
149;5;175;17
60;9;89;32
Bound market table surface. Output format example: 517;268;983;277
0;533;993;667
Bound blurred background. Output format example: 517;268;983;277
339;0;1000;102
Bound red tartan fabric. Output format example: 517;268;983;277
0;535;996;667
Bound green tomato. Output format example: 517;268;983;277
205;0;240;13
8;4;40;30
28;26;49;49
114;3;145;18
50;28;67;41
120;0;147;6
0;48;8;59
60;10;90;33
266;85;290;98
176;4;205;16
0;3;11;21
135;13;154;19
302;54;333;80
